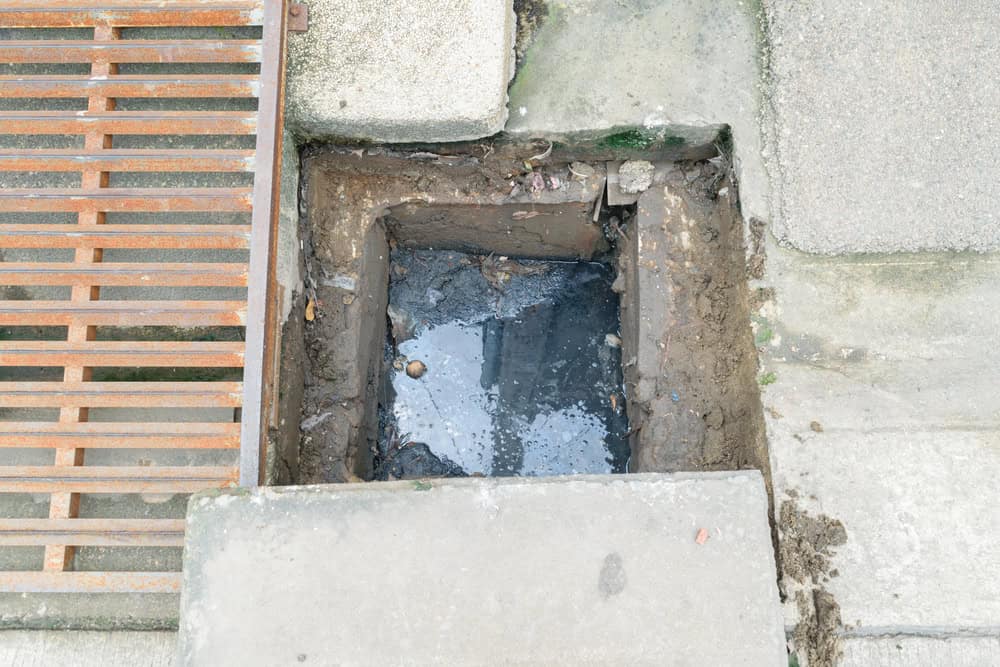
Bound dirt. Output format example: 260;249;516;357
794;589;843;667
779;497;848;667
779;498;847;584
619;162;770;478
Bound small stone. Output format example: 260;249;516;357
605;333;622;348
810;420;824;433
618;160;655;194
406;360;427;379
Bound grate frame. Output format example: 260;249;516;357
0;0;287;593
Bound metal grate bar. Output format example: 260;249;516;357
0;0;287;593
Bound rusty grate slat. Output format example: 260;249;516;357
0;0;286;593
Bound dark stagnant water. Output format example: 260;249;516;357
377;248;629;478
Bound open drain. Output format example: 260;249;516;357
284;147;768;486
376;248;629;479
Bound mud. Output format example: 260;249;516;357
780;497;848;667
380;248;628;477
794;589;843;667
779;499;847;585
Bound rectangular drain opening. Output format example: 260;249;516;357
291;149;768;488
377;236;629;479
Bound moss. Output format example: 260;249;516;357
412;480;433;491
598;129;656;150
759;371;777;386
596;129;687;151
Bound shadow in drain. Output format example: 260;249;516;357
376;248;629;479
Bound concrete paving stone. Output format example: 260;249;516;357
769;423;1000;630
286;0;515;142
0;630;176;667
760;245;1000;362
760;243;1000;657
839;635;1000;667
761;0;1000;253
178;472;784;666
505;0;769;226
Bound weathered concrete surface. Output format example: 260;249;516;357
286;0;515;142
178;473;784;666
761;1;1000;253
756;241;1000;662
506;0;769;227
840;635;1000;666
0;631;175;666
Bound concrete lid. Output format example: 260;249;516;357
178;472;784;665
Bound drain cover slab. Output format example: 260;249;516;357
178;473;784;665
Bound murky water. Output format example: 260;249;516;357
379;249;628;478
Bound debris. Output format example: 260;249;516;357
592;178;605;222
476;254;548;291
671;391;680;402
609;216;630;242
530;171;545;193
610;393;618;411
568;161;596;181
810;421;824;433
605;333;622;348
304;298;316;321
618;160;655;193
388;304;416;343
695;528;709;545
526;141;553;163
406;359;427;379
548;175;561;189
511;210;542;220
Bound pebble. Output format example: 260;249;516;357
406;360;427;379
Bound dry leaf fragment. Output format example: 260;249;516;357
526;141;553;162
695;528;709;545
304;298;316;321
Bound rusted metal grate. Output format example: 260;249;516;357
0;0;287;593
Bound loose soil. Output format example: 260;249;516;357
780;496;848;667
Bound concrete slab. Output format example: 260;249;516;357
758;241;1000;660
0;630;175;667
761;0;1000;253
285;0;515;142
178;473;784;666
505;0;769;226
840;635;1000;667
770;424;1000;630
